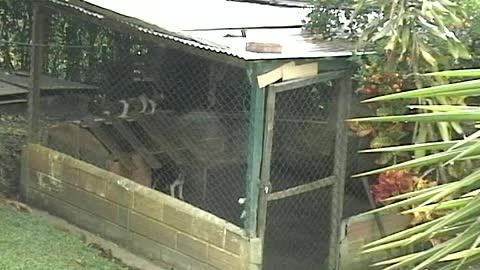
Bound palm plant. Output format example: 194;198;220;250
350;69;480;269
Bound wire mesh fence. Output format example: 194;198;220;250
260;78;344;270
0;4;379;270
0;9;251;227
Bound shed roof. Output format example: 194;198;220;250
0;71;98;97
47;0;363;61
226;0;312;8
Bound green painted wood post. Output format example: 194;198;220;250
244;63;265;238
244;61;283;238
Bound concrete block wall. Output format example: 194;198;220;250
22;144;252;270
338;212;410;270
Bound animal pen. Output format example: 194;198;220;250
19;1;362;270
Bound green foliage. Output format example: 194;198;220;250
352;69;480;269
354;0;470;72
0;0;32;70
0;1;144;85
302;0;369;39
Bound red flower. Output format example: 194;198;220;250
371;170;415;204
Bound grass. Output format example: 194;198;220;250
0;201;127;270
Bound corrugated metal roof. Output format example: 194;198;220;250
47;0;363;60
83;0;309;31
0;80;28;97
186;28;360;60
0;71;98;94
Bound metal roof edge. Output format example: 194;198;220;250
47;0;246;59
45;0;369;61
225;0;313;8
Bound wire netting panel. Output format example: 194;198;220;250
270;81;338;192
28;11;251;227
264;188;332;270
263;80;339;269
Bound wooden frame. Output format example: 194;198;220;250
257;69;352;270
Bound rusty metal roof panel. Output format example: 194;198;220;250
47;0;364;60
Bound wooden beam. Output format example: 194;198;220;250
267;176;335;202
0;99;28;105
28;0;48;143
256;86;276;240
269;70;348;93
328;73;352;270
244;63;270;238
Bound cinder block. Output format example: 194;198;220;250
76;169;107;197
29;170;65;195
116;206;130;228
225;231;243;255
163;205;193;233
66;186;119;224
130;212;176;249
104;221;130;247
28;147;51;173
28;188;52;209
29;188;105;236
131;232;165;262
73;205;106;236
105;179;133;207
177;233;208;261
32;177;123;228
132;191;164;222
192;217;225;248
208;245;241;270
60;165;78;186
161;245;193;270
193;262;221;270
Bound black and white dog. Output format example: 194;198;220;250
89;80;165;118
151;160;186;200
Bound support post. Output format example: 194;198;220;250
22;1;47;202
28;0;47;144
244;63;265;238
328;73;352;270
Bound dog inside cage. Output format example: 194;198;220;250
41;40;251;227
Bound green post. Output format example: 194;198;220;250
244;63;265;238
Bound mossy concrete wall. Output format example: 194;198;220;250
22;144;255;270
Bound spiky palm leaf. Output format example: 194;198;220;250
353;69;480;269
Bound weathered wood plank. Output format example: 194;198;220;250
244;63;266;237
28;1;47;143
328;74;353;270
267;176;336;202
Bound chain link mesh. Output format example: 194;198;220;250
264;189;332;270
24;11;251;227
263;80;339;269
0;4;377;268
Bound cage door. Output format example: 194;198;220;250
259;71;351;270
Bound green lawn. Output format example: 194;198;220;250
0;201;127;270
